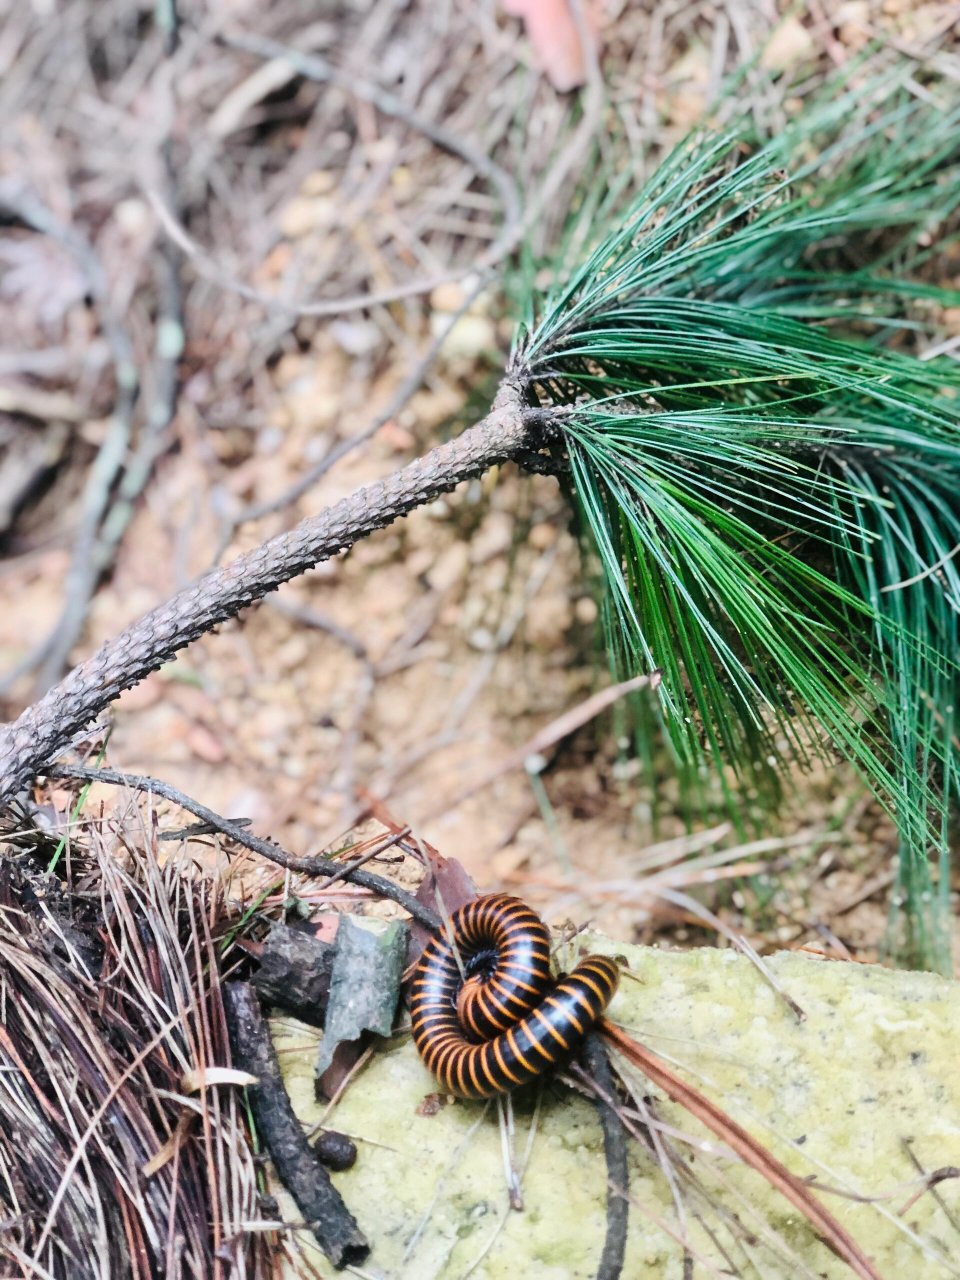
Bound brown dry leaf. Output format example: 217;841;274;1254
503;0;601;92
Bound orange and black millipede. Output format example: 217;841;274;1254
410;893;619;1099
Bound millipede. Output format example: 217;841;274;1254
409;895;882;1280
410;893;620;1099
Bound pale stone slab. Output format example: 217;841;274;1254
274;940;960;1278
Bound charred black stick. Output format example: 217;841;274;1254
223;981;368;1269
582;1032;629;1280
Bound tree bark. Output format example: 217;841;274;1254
0;379;528;807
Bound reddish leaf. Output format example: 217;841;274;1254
403;852;476;973
504;0;601;92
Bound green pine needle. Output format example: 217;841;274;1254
512;70;960;971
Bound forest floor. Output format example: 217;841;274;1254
1;0;957;960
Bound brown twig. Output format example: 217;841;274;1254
0;379;529;807
222;981;369;1269
899;1140;960;1233
580;1032;629;1280
44;762;441;931
318;826;410;893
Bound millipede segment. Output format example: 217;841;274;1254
410;892;619;1099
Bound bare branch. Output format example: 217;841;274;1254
0;381;529;807
45;763;441;931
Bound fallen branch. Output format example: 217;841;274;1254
44;763;441;931
0;380;529;807
223;981;369;1269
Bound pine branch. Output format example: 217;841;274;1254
0;380;529;807
514;69;960;969
3;63;957;970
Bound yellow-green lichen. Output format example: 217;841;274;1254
272;940;960;1279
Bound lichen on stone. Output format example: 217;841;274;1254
273;939;960;1278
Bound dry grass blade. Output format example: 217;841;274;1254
423;671;661;821
600;1019;881;1280
0;836;268;1279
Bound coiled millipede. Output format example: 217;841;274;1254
409;894;881;1280
410;893;620;1099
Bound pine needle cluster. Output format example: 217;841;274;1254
513;69;960;969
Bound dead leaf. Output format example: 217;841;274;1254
504;0;601;92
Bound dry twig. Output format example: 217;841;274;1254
45;762;441;931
